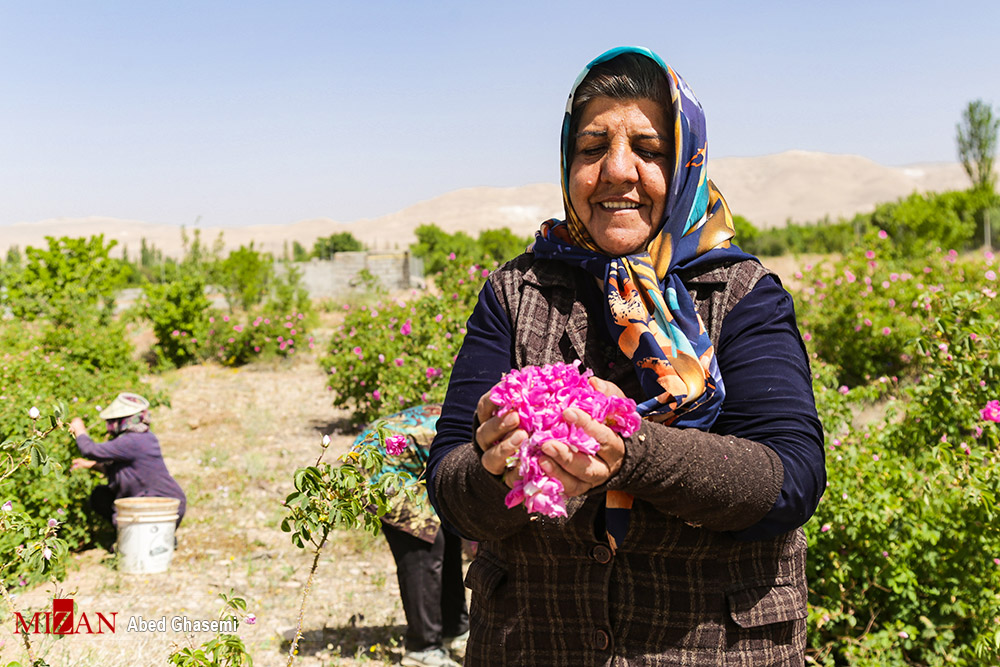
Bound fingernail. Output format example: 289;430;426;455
540;459;553;473
563;408;579;422
502;412;518;427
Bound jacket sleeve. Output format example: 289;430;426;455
76;433;137;462
428;282;538;541
607;275;826;537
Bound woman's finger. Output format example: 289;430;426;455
538;449;605;497
481;429;527;476
475;390;497;424
588;376;627;399
475;403;520;451
539;438;613;489
563;407;625;473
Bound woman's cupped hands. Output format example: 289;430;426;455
476;376;627;497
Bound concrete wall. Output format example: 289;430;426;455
289;251;424;299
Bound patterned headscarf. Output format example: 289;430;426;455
106;411;151;436
532;46;754;429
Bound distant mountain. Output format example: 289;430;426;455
1;151;983;258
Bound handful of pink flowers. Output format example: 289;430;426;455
489;361;641;517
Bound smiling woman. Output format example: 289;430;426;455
427;46;825;665
568;97;670;256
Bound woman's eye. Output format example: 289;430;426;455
636;148;662;159
579;146;605;157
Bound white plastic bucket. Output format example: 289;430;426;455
113;497;180;574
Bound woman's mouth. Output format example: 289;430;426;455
599;201;640;210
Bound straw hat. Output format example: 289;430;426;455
99;393;150;420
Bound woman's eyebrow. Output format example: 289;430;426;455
575;130;607;139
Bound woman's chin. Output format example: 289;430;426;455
586;214;654;256
593;231;652;256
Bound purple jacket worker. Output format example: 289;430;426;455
70;392;186;527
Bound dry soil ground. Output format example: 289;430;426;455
2;311;424;667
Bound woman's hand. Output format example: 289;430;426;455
476;375;630;494
71;457;95;471
475;389;527;488
68;417;87;438
538;376;627;497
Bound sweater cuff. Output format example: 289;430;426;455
608;420;785;532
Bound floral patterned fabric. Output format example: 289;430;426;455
352;404;443;544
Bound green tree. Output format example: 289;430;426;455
956;99;999;193
141;274;214;368
478;227;534;265
3;235;127;323
731;215;759;252
410;223;485;273
312;232;365;259
292;240;309;261
6;245;22;268
215;244;274;311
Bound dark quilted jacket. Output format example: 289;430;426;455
434;255;809;666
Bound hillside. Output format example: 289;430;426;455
0;151;983;258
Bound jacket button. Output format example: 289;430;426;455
593;628;610;650
591;544;612;564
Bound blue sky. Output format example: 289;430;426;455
1;1;998;227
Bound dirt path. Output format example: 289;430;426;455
2;331;412;667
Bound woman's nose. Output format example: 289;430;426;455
601;143;638;184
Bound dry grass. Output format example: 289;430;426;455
1;313;419;667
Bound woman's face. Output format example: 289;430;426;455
568;96;671;256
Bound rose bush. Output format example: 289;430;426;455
0;316;152;586
322;257;486;424
796;230;997;387
802;285;1000;665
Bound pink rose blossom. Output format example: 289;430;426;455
877;230;888;239
385;434;408;456
400;320;412;336
980;400;1000;423
490;362;640;517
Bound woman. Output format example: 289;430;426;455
427;46;825;665
69;392;186;528
352;404;468;667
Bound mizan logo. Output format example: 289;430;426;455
14;598;117;635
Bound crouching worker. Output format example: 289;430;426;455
68;392;187;529
353;404;468;667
